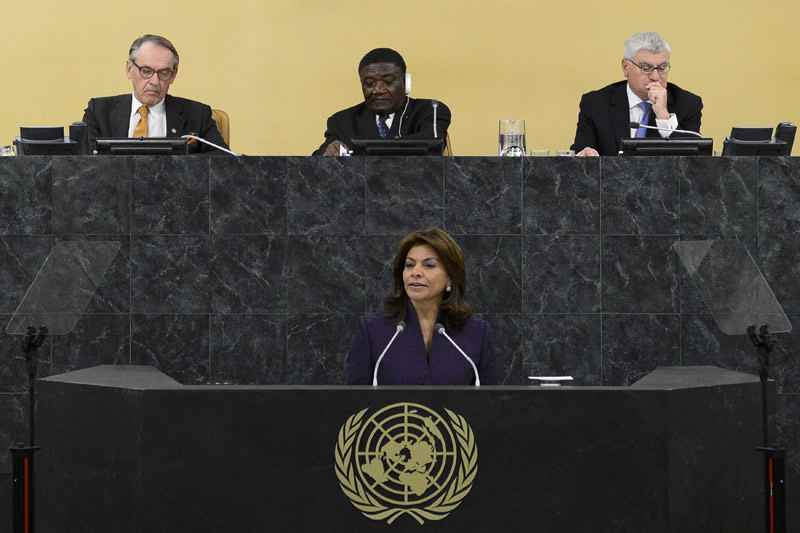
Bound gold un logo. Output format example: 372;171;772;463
335;402;477;525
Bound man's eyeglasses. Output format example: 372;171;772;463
626;59;671;75
131;60;175;81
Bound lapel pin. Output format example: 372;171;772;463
171;128;177;134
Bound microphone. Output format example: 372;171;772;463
628;122;705;138
434;323;480;386
372;321;406;386
431;100;439;139
181;134;242;156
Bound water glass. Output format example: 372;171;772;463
499;120;526;157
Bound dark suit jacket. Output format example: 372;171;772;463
82;94;230;154
570;80;703;156
346;301;495;385
313;97;451;155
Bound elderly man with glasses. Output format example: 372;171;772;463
82;34;229;154
571;31;703;156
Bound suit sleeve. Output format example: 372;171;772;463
312;114;341;156
345;317;374;385
570;94;599;153
194;104;230;154
674;94;703;137
400;101;452;154
82;99;104;147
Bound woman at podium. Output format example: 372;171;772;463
346;228;495;385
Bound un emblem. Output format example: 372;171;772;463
335;403;477;525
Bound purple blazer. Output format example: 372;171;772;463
346;303;495;385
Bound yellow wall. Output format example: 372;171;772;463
3;0;799;155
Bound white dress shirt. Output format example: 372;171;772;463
128;94;167;137
626;84;678;138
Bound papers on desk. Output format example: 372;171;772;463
528;376;574;386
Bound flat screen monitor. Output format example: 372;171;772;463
620;138;713;156
94;137;188;155
14;126;84;155
350;138;443;156
721;123;795;156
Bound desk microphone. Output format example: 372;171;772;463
628;122;705;138
431;100;439;139
434;323;480;386
372;321;406;386
181;134;242;156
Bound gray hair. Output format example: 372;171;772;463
624;31;670;60
129;34;179;69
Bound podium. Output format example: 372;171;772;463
37;365;766;532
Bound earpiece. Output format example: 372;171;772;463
404;73;412;95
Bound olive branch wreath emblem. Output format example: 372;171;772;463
334;406;478;525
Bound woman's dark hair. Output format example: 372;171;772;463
383;228;473;329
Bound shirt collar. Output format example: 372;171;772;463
131;93;166;116
626;83;648;110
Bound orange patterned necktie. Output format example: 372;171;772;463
133;106;149;137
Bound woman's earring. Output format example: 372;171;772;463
446;285;452;292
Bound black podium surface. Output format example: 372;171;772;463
38;365;766;532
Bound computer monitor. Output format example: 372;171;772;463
94;137;188;155
14;125;88;155
349;138;444;156
721;123;795;156
620;138;713;156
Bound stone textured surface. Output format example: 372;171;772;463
0;155;798;484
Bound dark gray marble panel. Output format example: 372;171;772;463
458;234;522;314
131;235;210;313
51;314;130;375
210;314;287;384
0;393;27;471
131;157;209;234
286;235;365;313
0;158;51;235
679;157;757;235
287;157;364;235
758;235;800;315
286;313;360;384
483;313;523;385
523;313;602;385
0;235;51;313
677;235;758;314
55;235;130;313
131;313;209;384
210;157;287;235
52;157;130;235
365;235;399;311
602;236;680;313
445;157;522;234
776;393;800;472
601;157;680;235
759;157;800;234
602;314;681;386
0;315;52;393
524;234;600;313
211;235;287;313
366;156;444;234
523;156;600;235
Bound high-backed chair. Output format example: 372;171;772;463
211;109;230;147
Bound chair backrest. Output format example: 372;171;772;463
211;109;230;147
444;132;453;156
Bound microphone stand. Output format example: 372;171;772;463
747;324;786;533
11;325;47;533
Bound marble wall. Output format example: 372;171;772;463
0;155;799;483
